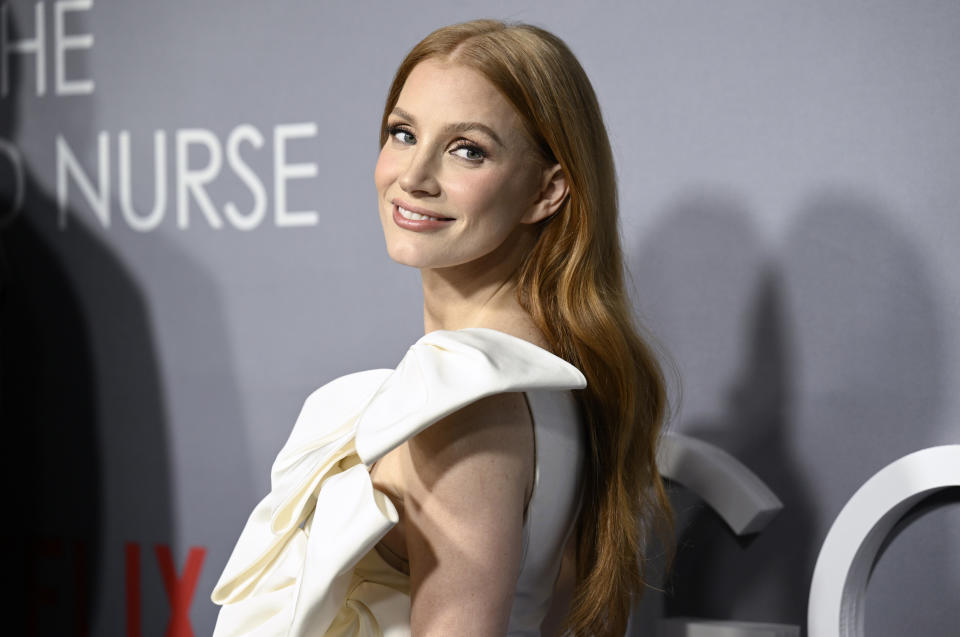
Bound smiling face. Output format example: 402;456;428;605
374;58;556;271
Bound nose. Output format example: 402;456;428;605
398;146;440;197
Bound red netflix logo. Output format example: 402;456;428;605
25;539;207;636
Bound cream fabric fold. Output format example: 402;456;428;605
211;328;587;636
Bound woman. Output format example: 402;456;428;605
212;19;671;637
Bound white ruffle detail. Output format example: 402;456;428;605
211;328;586;636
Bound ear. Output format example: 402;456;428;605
521;163;568;224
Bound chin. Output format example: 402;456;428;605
385;242;430;269
381;227;450;269
386;242;470;271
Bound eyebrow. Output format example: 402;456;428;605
390;107;506;149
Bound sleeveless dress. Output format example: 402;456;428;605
210;328;587;636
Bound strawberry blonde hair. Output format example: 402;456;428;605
379;19;673;636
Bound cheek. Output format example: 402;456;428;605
453;168;535;233
447;169;513;216
374;146;397;193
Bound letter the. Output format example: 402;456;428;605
54;0;95;96
1;1;45;96
273;122;318;227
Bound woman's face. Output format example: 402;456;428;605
374;58;553;270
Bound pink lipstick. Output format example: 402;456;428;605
391;200;454;231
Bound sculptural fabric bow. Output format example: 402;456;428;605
210;328;587;636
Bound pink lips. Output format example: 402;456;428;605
391;200;454;231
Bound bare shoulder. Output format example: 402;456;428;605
406;391;535;517
409;392;533;475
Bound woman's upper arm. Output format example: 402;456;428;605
403;391;534;636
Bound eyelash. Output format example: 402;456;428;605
386;124;416;146
385;124;488;162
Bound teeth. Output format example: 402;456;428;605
398;205;443;221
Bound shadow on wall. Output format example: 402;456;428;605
2;6;269;633
662;262;815;624
0;13;174;634
625;191;817;630
625;185;954;635
0;6;259;631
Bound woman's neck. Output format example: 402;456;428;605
418;232;551;351
420;259;521;333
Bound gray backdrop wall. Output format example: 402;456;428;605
1;1;958;635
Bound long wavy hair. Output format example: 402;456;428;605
379;19;673;636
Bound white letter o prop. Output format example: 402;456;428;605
808;445;960;637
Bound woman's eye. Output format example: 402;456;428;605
451;144;485;162
389;126;415;145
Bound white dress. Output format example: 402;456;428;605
211;328;587;636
